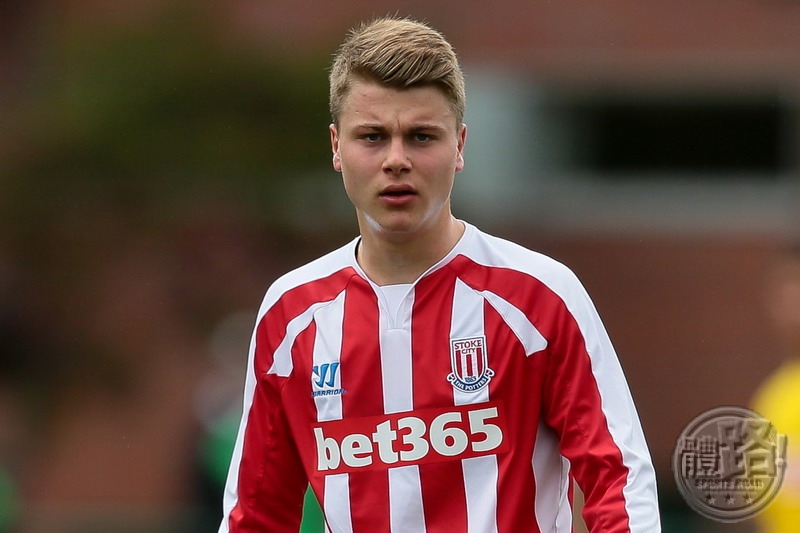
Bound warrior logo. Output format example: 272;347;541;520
447;336;494;393
313;362;339;388
312;362;346;397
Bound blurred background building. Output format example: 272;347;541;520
1;0;799;532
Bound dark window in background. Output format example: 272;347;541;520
557;97;797;178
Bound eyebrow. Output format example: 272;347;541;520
352;123;447;133
409;124;446;133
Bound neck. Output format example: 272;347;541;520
357;217;465;286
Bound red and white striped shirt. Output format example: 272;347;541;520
220;222;660;532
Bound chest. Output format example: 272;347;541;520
286;283;544;421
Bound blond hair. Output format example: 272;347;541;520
329;16;466;125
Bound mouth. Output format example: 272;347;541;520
379;185;417;206
379;185;417;198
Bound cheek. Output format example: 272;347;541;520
340;147;374;173
340;169;367;204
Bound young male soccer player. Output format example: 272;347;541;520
219;16;660;532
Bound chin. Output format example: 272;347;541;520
364;215;420;237
379;222;419;237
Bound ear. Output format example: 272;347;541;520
330;123;342;172
455;123;467;172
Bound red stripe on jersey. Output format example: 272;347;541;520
411;269;460;409
228;380;307;531
229;351;309;531
455;348;466;378
480;298;541;533
449;255;632;531
286;320;323;481
410;271;470;533
455;346;483;378
340;276;391;532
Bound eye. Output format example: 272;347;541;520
362;133;382;142
414;133;431;142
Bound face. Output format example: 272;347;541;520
330;80;467;242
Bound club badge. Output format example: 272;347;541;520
447;336;494;393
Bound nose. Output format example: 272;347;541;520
383;138;411;175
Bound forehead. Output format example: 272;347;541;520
339;80;456;128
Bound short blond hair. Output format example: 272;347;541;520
329;16;466;125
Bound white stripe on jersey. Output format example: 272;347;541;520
568;294;660;529
380;319;414;414
310;291;352;531
388;465;426;532
313;290;347;422
451;278;490;406
324;473;353;533
380;289;427;531
271;297;342;377
462;455;500;533
532;421;573;532
451;278;499;533
480;289;548;356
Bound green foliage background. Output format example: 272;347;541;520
3;9;332;240
0;6;337;530
0;6;338;420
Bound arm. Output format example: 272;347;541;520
218;314;308;532
542;276;660;532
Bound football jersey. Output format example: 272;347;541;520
219;222;660;532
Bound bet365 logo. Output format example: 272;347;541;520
313;402;508;473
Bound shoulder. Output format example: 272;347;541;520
458;225;583;296
450;225;606;340
258;238;360;317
